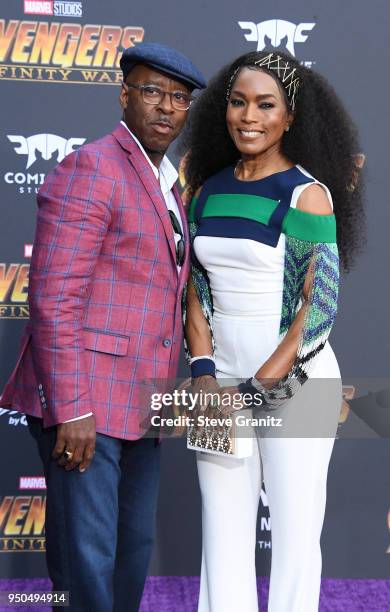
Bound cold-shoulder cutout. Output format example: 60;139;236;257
296;183;334;216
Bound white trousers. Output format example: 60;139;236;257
196;378;342;612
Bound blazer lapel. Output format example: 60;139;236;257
174;184;189;246
173;184;190;289
112;124;177;266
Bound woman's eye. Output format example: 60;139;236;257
259;102;274;109
230;98;244;107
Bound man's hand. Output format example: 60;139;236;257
52;415;96;473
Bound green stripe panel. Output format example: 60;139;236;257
202;193;279;224
188;196;198;222
282;208;337;242
189;193;337;243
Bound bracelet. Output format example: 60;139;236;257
237;378;264;399
237;378;258;397
190;358;216;378
249;376;264;393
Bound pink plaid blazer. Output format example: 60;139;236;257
1;123;190;440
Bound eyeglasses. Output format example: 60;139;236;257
169;210;185;266
123;81;194;111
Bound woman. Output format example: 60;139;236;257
181;51;364;612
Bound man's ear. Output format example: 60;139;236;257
119;82;128;110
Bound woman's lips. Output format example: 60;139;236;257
237;129;265;139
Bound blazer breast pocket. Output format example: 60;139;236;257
82;328;129;356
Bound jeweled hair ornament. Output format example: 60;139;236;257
225;66;241;102
226;52;300;111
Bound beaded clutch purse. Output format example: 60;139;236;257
186;410;253;458
172;377;253;458
187;419;234;454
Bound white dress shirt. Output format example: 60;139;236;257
65;122;183;424
120;120;184;270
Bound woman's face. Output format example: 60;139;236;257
226;67;292;158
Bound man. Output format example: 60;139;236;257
1;42;206;611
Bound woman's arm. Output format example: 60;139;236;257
253;266;311;387
184;185;214;358
184;276;218;400
254;184;334;388
185;276;213;358
183;186;218;388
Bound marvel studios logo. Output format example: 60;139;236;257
24;1;83;17
19;476;47;490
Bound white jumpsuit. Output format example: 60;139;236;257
193;166;342;612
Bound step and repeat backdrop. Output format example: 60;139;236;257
0;0;389;581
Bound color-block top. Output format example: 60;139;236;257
183;164;339;408
188;164;337;245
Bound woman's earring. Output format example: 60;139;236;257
285;126;290;132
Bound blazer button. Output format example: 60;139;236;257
163;339;171;348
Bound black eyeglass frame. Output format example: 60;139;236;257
122;81;194;111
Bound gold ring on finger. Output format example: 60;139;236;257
63;449;74;461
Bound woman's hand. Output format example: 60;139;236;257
210;385;247;416
191;375;220;412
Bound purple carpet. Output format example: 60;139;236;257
1;577;390;611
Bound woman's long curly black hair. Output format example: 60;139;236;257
179;51;365;271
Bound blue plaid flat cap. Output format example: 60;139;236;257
120;42;206;90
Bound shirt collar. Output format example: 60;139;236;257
120;121;178;195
